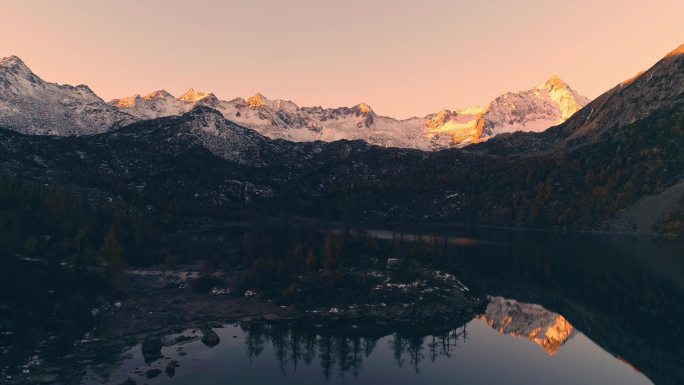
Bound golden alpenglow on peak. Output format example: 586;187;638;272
143;90;173;100
538;75;569;91
247;93;267;108
357;102;372;114
426;109;454;129
111;95;141;108
179;88;213;103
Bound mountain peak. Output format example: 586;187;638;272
111;94;142;108
0;56;36;80
426;109;455;129
539;75;569;91
357;102;373;115
0;55;29;70
247;92;268;108
179;88;214;103
144;89;174;100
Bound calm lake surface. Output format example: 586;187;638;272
92;318;653;385
83;226;684;385
4;226;684;385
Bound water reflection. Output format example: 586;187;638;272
239;322;472;380
5;225;683;385
481;296;575;356
93;304;652;385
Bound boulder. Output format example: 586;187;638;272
146;369;162;379
201;328;220;347
141;335;162;353
165;360;178;377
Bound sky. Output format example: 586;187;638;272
1;0;683;118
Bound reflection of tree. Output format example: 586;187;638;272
390;334;406;368
243;323;266;363
269;325;288;373
289;328;302;371
351;337;363;378
319;335;333;381
427;336;439;362
335;336;352;380
407;335;425;373
363;336;378;357
240;323;469;380
303;333;317;366
427;325;469;362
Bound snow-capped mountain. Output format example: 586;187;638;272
0;56;132;136
110;89;183;120
0;54;588;146
111;76;589;150
480;296;575;356
0;43;681;233
481;75;590;138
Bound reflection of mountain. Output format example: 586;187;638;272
456;235;684;385
480;296;575;355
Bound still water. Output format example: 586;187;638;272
83;227;684;385
95;317;652;385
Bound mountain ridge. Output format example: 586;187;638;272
0;55;589;148
0;56;133;136
109;74;588;150
0;43;681;235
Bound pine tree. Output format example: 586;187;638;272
98;226;125;283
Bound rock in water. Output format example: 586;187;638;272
141;335;162;353
146;368;162;379
117;378;137;385
201;328;220;347
141;334;163;363
165;360;178;377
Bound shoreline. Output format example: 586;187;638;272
217;215;682;240
3;265;482;384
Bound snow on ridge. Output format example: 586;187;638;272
110;77;588;150
0;55;133;136
0;54;588;146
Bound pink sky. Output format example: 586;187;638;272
1;0;683;118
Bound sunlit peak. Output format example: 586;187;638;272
143;89;174;100
538;75;569;91
426;109;454;128
247;93;268;108
179;88;214;103
111;94;142;108
357;102;372;114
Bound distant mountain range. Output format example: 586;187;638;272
0;55;587;149
108;75;588;150
0;44;682;245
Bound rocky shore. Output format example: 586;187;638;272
3;264;482;385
